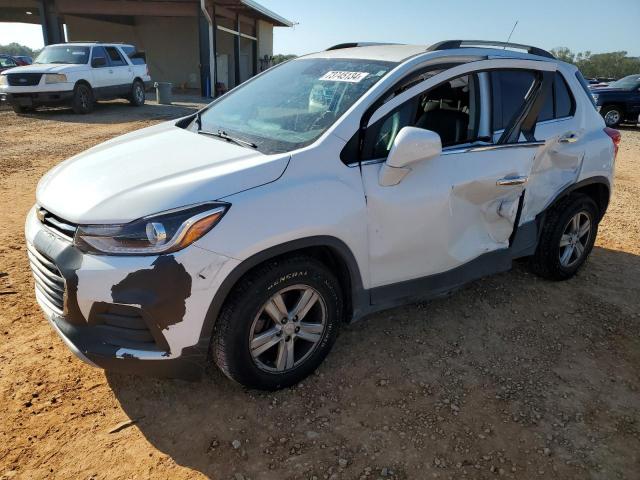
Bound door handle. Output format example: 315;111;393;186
108;69;114;74
496;176;528;186
559;132;579;143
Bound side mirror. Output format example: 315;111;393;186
91;57;107;68
379;127;442;186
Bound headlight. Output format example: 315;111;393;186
74;202;229;255
0;75;7;86
44;73;67;84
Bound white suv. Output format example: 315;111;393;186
25;40;619;390
0;42;151;114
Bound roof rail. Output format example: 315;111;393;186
65;41;100;43
426;40;555;59
326;42;399;51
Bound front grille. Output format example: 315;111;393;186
7;73;42;86
89;303;168;352
38;207;77;241
27;243;65;316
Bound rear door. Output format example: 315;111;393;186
356;59;555;299
104;46;133;95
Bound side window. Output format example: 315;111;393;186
91;46;108;67
105;47;126;67
369;101;415;159
492;70;576;129
490;70;537;131
554;72;574;118
362;73;482;159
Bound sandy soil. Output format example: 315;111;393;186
0;100;638;480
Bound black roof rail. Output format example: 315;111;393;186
65;40;100;43
326;42;399;51
426;40;555;59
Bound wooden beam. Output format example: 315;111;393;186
55;0;199;17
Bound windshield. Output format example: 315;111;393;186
198;58;396;154
609;74;640;90
35;46;90;65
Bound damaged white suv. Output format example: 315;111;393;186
26;40;619;390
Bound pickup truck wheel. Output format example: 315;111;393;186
601;105;623;127
71;84;94;114
212;256;342;390
129;80;145;106
530;193;599;281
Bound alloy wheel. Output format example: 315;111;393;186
559;211;592;267
249;285;327;373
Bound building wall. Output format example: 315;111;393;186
257;19;273;72
65;15;201;88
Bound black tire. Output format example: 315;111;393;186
530;193;599;281
129;80;145;106
71;83;94;114
601;105;623;127
212;256;343;390
11;105;35;114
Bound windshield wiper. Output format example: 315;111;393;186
198;128;258;149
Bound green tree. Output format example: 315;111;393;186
0;42;38;58
551;47;640;79
272;54;297;65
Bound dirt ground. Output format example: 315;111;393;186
0;99;638;480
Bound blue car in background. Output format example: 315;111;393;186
591;74;640;127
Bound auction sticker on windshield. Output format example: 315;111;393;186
320;71;369;83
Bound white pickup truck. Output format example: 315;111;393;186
0;42;151;114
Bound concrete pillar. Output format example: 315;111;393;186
198;8;211;97
38;0;64;45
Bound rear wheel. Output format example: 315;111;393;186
129;80;145;106
212;256;342;390
71;83;94;114
601;105;623;127
530;193;599;280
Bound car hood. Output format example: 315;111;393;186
36;121;290;224
3;63;86;74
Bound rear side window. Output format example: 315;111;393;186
554;73;574;118
575;71;597;108
121;45;146;65
491;70;536;131
105;47;126;67
491;70;576;130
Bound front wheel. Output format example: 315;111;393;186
71;83;94;114
129;80;145;106
212;256;342;390
530;193;599;280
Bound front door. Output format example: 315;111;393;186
356;59;555;302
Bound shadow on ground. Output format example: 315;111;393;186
107;246;640;479
4;93;207;125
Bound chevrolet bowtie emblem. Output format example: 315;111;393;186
36;208;46;222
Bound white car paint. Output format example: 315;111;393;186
25;43;616;374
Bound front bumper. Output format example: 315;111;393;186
1;90;74;108
25;207;237;379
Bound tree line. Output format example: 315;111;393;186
550;47;640;79
0;42;40;58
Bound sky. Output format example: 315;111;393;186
1;0;638;56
